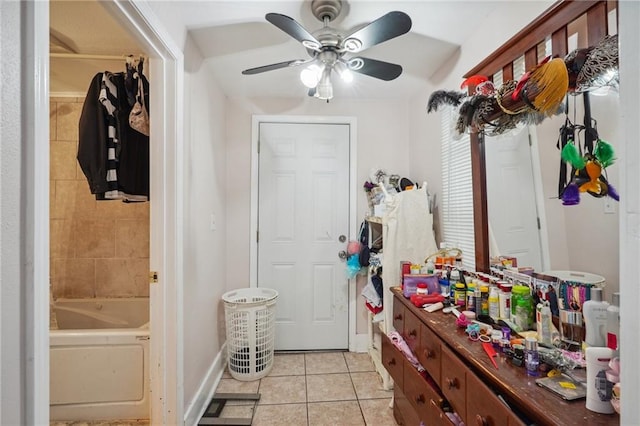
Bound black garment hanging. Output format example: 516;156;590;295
78;58;150;201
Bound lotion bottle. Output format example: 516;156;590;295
585;347;614;414
582;288;609;349
606;292;620;356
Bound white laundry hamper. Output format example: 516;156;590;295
222;287;278;381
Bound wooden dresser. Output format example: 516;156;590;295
382;287;619;426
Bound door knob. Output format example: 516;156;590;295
338;250;348;260
339;235;347;242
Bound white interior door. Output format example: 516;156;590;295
485;128;545;270
258;122;350;350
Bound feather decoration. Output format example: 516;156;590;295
561;182;580;205
427;90;466;113
512;56;552;101
460;75;488;90
456;95;488;134
578;161;603;194
561;143;585;170
608;182;620;201
517;110;547;127
528;58;569;114
594;139;615;168
456;100;473;134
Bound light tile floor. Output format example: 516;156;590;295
214;351;399;426
50;352;397;426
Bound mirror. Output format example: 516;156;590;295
484;92;620;296
472;3;620;296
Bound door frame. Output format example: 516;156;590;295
526;126;551;271
485;126;550;271
32;0;185;423
249;115;359;351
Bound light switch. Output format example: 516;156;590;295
604;199;615;214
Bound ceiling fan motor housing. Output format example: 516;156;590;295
311;0;343;23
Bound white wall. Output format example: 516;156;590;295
221;1;560;337
1;1;49;424
618;2;640;422
409;1;554;246
1;2;27;424
534;95;620;296
182;36;229;415
224;96;412;334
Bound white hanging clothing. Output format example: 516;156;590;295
381;186;438;332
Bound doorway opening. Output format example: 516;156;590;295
36;0;184;423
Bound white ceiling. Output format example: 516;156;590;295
49;0;503;99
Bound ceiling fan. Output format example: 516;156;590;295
241;0;412;101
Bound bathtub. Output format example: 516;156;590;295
50;297;150;421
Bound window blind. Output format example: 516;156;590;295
441;109;475;270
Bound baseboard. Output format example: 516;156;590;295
351;333;369;353
183;343;226;426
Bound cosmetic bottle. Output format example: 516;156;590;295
606;292;620;356
536;301;553;346
498;282;512;320
582;288;609;349
585;346;614;414
524;337;539;376
488;286;500;320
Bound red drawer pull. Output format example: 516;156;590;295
408;329;417;337
446;377;458;389
415;394;426;404
424;349;435;359
387;358;396;367
394;314;403;320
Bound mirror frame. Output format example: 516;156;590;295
463;0;616;272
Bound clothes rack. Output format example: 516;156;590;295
50;53;144;61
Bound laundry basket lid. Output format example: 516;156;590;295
542;270;605;286
222;288;278;308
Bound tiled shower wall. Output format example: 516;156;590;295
50;97;150;299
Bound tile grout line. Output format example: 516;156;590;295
304;352;310;426
344;352;368;425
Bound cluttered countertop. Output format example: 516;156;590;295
391;286;619;426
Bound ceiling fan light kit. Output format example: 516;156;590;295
241;0;412;101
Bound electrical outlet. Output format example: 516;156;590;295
604;199;615;214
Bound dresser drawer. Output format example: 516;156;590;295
393;296;405;332
403;307;421;353
430;399;458;426
466;372;510;426
508;412;527;426
381;332;404;389
441;344;467;422
403;360;442;423
394;387;421;426
417;323;442;386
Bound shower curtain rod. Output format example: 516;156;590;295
50;53;144;61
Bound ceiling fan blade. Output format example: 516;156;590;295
341;11;412;52
266;13;322;50
347;57;403;81
242;59;307;75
